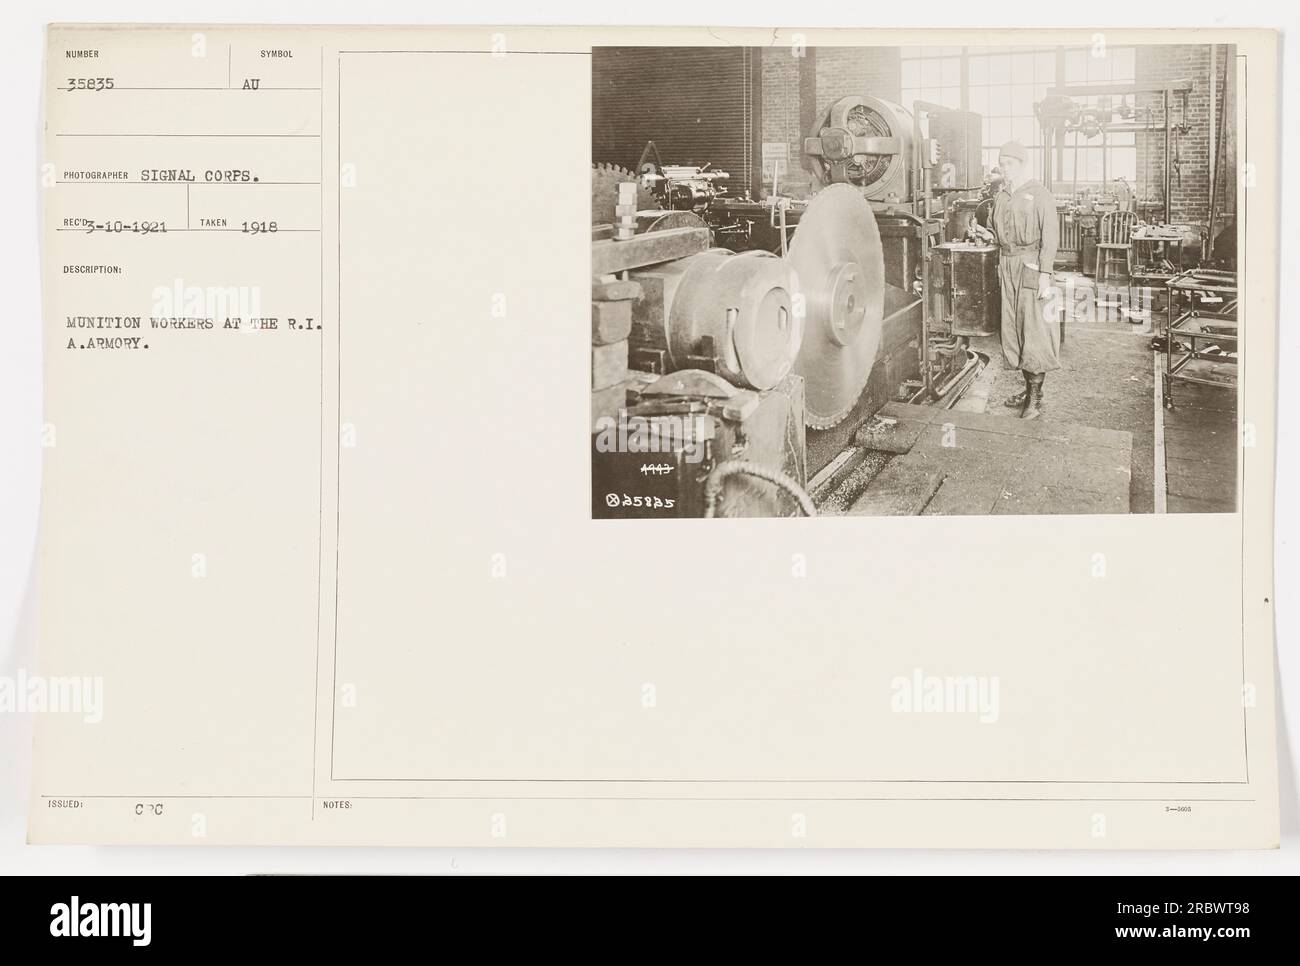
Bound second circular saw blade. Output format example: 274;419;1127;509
591;163;659;225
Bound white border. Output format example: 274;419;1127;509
1;0;1295;874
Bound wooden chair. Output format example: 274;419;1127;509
1095;210;1137;286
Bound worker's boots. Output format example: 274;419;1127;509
1020;373;1045;420
1003;371;1031;409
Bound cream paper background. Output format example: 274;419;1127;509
29;25;1278;847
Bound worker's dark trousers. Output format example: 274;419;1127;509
999;253;1061;375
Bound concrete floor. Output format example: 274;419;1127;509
838;401;1133;515
1162;374;1239;513
812;270;1238;516
968;293;1157;513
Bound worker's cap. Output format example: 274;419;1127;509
997;141;1028;164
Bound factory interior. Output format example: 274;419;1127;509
590;44;1240;518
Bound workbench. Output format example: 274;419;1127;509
1128;224;1203;314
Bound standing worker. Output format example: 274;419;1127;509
987;141;1060;419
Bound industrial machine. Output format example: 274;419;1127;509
1036;80;1194;227
590;369;809;519
804;95;919;201
590;93;991;518
930;242;1000;338
805;94;984;201
627;247;801;391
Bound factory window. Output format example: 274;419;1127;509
1058;46;1138;190
967;47;1057;178
900;47;963;113
1059;131;1137;188
1063;45;1137;88
901;46;1139;190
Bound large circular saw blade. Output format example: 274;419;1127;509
786;184;886;429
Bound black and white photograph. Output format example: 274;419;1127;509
0;4;1290;904
591;42;1240;518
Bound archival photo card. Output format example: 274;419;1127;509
29;25;1278;849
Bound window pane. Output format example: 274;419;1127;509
901;46;1073;176
1036;51;1056;82
987;84;1012;116
1011;53;1035;84
1064;49;1087;83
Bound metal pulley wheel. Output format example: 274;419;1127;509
663;249;802;392
786;184;886;428
806;95;915;201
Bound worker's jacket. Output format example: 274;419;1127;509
990;177;1059;275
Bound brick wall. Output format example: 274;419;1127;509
1135;43;1236;227
760;46;901;197
759;47;803;194
814;46;902;105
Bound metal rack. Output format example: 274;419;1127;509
1163;268;1238;409
1128;224;1203;316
